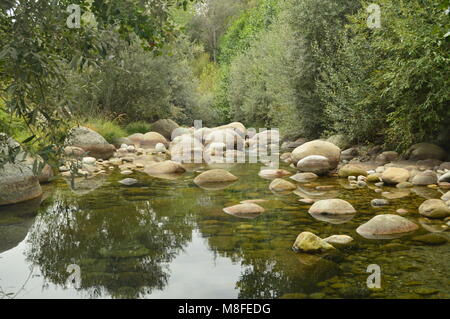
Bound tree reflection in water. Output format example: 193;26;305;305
25;187;194;299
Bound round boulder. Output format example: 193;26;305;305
223;203;265;218
150;119;179;140
194;169;238;185
66;126;115;159
144;160;185;175
338;164;368;178
308;199;356;215
406;143;447;161
296;155;331;175
0;162;42;206
291;140;340;169
381;167;410;185
411;170;438;186
418;199;450;219
356;214;419;239
269;178;297;192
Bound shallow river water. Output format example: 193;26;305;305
0;162;449;299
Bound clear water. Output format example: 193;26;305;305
0;162;449;299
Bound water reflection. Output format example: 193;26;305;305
24;185;194;298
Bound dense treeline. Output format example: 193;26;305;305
208;0;450;150
1;0;449;160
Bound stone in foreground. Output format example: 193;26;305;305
323;235;354;245
356;214;419;239
194;169;238;185
381;167;410;185
292;232;335;253
144;160;186;175
223;203;265;218
418;199;450;219
269;178;297;192
308;199;356;215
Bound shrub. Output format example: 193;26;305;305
83;118;126;144
125;122;152;135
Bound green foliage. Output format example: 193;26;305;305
125;122;153;135
83;118;126;144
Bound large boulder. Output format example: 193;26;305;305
0;135;43;206
170;134;204;163
308;199;356;215
411;170;438;186
418;199;450;219
296;155;331;176
66;126;115;159
292;232;335;253
150;119;179;140
215;122;246;137
141;132;169;149
291;140;340;169
338;164;368;178
356;214;419;239
0;161;42;206
406;143;447;161
381;167;410;185
205;129;244;150
258;169;291;179
326;134;350;150
375;151;399;165
439;171;450;183
144;160;185;175
194;169;238;185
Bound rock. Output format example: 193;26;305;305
120;170;133;175
338;164;368;178
155;143;167;153
418;199;450;219
356;214;419;239
441;191;450;202
0;135;43;206
341;148;358;161
292;232;335;253
396;182;413;188
309;199;356;215
248;130;280;147
223;203;265;218
357;181;367;187
299;198;315;204
323;235;354;245
119;178;138;186
411;170;438;186
151;119;179;140
206;129;244;150
439;171;450;183
406;143;447;161
0;161;43;206
37;164;54;183
375;151;398;165
170;134;204;163
82;156;96;165
269;178;297;192
258;169;291;179
194;169;238;185
142;132;169;149
371;199;389;207
291;140;341;169
416;159;442;168
367;174;381;183
296;155;331;175
326;134;350;149
66;126;115;159
280;152;292;163
439;162;450;171
215;122;247;137
411;233;448;246
381;167;410;185
64;146;85;157
290;172;318;182
396;209;408;215
144;160;186;175
280;138;308;152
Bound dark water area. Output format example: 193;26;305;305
0;162;449;299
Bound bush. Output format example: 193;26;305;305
82;118;126;144
125;122;152;135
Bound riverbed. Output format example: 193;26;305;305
0;162;449;299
